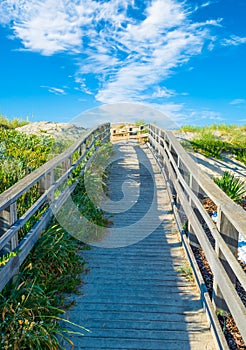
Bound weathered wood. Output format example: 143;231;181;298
164;128;246;240
39;170;54;201
149;132;246;293
148;124;246;343
0;123;110;291
213;205;239;311
0;202;18;252
64;140;216;350
0;124;110;212
62;156;72;173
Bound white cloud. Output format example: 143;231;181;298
190;109;223;121
152;87;176;98
222;35;246;47
201;1;212;7
0;0;243;110
74;77;93;95
41;85;66;95
230;99;246;105
0;0;96;55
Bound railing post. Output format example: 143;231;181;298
0;202;18;252
62;156;72;173
212;205;239;311
39;170;54;201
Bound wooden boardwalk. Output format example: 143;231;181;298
65;141;216;350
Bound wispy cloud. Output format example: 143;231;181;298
0;0;96;55
0;0;244;112
41;86;66;95
230;99;246;105
222;35;246;47
74;77;94;95
152;87;176;98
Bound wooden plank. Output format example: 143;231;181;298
148;133;246;292
64;140;216;350
0;125;110;290
150;131;246;342
0;208;52;291
149;125;246;240
149;141;229;350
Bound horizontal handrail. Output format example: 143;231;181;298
0;124;109;211
0;123;110;290
148;123;246;345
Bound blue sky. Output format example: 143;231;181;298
0;0;246;127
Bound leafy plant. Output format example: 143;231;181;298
214;171;246;203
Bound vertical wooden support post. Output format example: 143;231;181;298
187;176;200;247
213;205;239;311
190;175;205;201
0;203;18;252
62;156;72;173
40;170;54;202
81;143;86;157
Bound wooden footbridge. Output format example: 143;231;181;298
0;123;246;349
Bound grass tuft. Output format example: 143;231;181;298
213;171;246;204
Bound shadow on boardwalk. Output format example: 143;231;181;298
64;141;215;350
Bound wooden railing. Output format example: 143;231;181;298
147;124;246;347
0;123;110;291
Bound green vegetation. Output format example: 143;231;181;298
234;149;246;166
0;114;29;129
0;128;112;350
179;123;246;165
180;125;202;133
0;127;54;193
0;124;61;240
58;142;114;243
180;123;239;134
190;131;229;158
213;171;246;204
135;119;145;127
0;250;20;267
176;262;194;282
0;223;89;350
0;116;76;195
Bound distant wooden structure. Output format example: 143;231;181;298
110;123;148;142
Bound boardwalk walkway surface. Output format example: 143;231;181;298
65;141;216;350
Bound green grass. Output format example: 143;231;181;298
176;263;194;282
179;123;246;164
190;131;230;158
180;125;202;133
0;141;113;349
180;123;240;134
234;149;246;166
0;127;55;193
0;224;89;349
0;114;29;129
